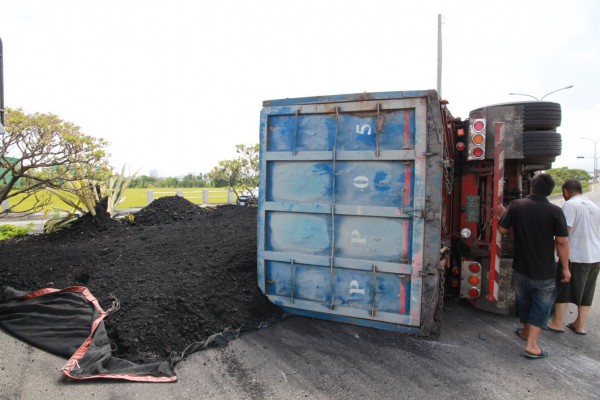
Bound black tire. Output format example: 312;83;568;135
522;131;560;140
522;130;562;162
524;139;561;145
521;102;562;130
523;148;562;156
524;146;562;152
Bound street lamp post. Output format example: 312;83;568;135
508;85;574;101
580;137;600;183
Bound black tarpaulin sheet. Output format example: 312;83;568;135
0;286;177;382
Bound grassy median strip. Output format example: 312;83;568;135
2;188;232;213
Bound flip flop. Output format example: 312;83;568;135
524;349;549;359
566;322;586;335
514;327;527;341
544;325;564;333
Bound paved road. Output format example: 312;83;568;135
1;292;599;400
1;187;599;399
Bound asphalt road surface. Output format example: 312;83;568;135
1;189;600;399
1;294;599;400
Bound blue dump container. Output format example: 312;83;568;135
257;90;445;336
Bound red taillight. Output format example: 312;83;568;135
456;142;465;151
451;267;460;275
472;147;484;158
472;120;485;132
468;118;486;160
461;261;482;299
469;262;481;273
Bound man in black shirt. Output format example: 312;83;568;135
497;173;570;359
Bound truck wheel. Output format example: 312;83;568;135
524;148;562;155
522;131;561;163
521;102;562;130
522;131;561;142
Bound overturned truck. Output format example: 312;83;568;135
256;90;562;337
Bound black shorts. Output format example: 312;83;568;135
555;261;600;306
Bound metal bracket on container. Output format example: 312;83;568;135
370;264;377;317
290;258;296;303
292;109;299;156
400;208;424;218
328;111;340;311
375;103;384;157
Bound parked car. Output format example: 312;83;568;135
236;187;258;206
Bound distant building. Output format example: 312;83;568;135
149;169;159;178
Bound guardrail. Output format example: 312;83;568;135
146;189;235;205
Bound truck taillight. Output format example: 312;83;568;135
460;261;482;299
468;119;486;160
468;262;481;273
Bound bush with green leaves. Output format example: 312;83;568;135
0;223;33;240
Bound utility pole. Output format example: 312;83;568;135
437;14;442;97
0;36;5;133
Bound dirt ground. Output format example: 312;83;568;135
0;197;282;364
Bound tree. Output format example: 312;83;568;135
546;167;591;193
207;144;259;193
0;108;110;217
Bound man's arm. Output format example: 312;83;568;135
496;204;510;235
555;236;571;283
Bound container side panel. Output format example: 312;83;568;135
264;261;292;297
332;269;374;310
336;109;415;151
335;215;411;262
265;261;332;303
334;161;412;207
267;161;332;204
266;212;331;256
267;114;335;152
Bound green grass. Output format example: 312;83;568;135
1;188;234;213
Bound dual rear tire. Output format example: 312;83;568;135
520;102;562;164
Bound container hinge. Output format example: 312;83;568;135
419;271;436;277
425;209;436;221
423;152;438;156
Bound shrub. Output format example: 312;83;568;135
0;223;34;240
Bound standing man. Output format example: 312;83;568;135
497;173;570;359
547;179;600;335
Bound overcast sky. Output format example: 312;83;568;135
1;0;599;177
